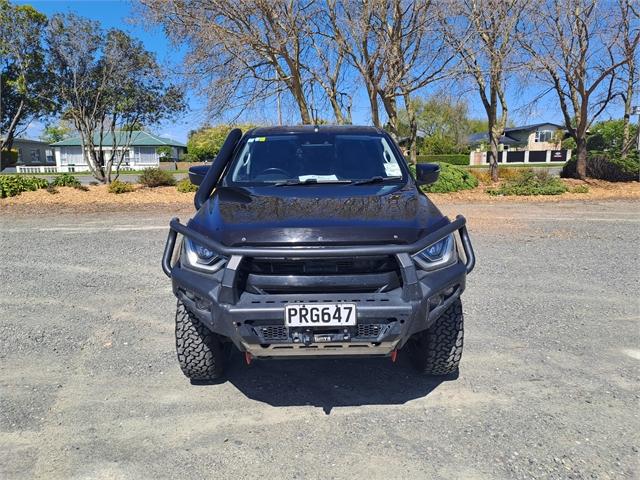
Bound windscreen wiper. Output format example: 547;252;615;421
274;178;352;186
351;176;402;186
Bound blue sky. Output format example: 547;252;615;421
17;1;627;143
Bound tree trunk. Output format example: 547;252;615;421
488;134;500;182
405;93;418;164
621;55;635;158
328;94;345;124
575;136;588;179
367;85;380;128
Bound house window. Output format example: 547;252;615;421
30;149;41;163
535;130;553;142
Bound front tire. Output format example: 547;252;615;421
175;301;225;380
406;299;464;375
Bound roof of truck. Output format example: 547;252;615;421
248;125;385;136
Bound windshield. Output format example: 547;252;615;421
225;133;406;185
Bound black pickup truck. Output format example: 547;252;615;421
162;126;475;380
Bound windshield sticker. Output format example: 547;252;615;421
298;174;338;182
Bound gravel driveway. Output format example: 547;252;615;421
1;200;638;479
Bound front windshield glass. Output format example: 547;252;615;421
225;133;406;185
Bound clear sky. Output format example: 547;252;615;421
16;0;628;143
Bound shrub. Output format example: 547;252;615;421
176;178;198;193
51;173;81;188
561;153;639;182
416;154;469;166
75;184;89;192
422;162;479;193
52;174;79;187
487;170;567;196
138;167;176;187
46;184;59;194
108;180;134;194
0;175;49;198
570;184;589;194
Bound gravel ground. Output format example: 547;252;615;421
0;200;638;479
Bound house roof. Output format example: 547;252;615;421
249;125;385;136
51;131;186;148
468;122;564;145
1;137;50;146
503;122;563;133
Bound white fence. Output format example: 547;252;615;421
16;164;156;174
469;149;572;166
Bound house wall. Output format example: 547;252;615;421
526;128;562;151
54;145;161;172
13;140;53;166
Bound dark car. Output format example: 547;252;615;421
162;125;475;380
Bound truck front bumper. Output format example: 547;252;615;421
162;215;475;358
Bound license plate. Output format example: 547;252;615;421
285;303;357;327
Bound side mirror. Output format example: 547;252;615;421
415;163;440;185
188;165;209;186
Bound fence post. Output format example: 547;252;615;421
545;150;551;163
524;151;529;163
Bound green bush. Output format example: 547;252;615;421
420;162;479;193
416;154;469;166
138;168;176;187
108;180;134;194
0;175;49;198
561;152;639;182
488;170;567;196
51;173;81;188
176;178;198;193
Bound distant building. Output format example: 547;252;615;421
0;137;53;171
468;123;565;151
48;131;187;173
467;122;570;165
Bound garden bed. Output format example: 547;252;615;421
1;179;638;215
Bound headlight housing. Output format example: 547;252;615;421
412;234;457;271
182;238;226;273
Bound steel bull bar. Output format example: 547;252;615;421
162;215;476;283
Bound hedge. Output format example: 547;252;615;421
561;152;639;182
416;154;469;166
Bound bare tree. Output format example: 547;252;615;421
141;0;320;124
376;0;455;162
328;0;386;127
618;0;640;158
328;1;454;161
518;0;630;178
305;13;353;124
438;0;526;181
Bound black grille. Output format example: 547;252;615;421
254;325;288;341
357;324;385;338
243;256;398;275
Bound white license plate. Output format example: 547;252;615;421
285;303;357;327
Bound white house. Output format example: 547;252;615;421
48;131;186;173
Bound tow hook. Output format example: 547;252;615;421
244;352;253;365
390;350;398;363
302;329;313;346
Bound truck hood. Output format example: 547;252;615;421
188;183;448;247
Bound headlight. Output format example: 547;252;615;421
413;234;457;270
182;238;226;272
